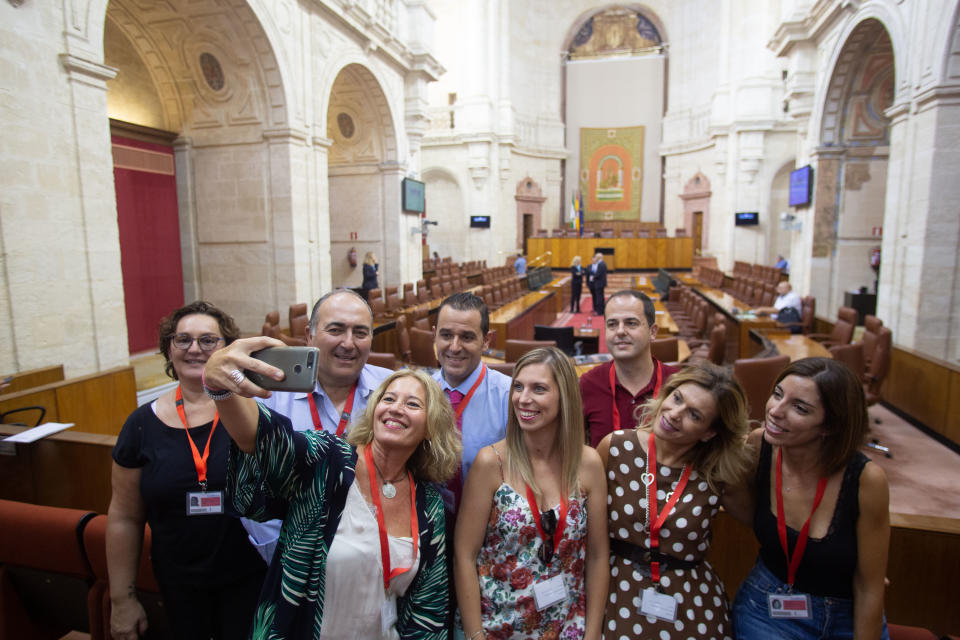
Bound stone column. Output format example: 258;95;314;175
312;136;334;296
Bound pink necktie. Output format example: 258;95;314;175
445;389;465;510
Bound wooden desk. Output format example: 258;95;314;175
693;286;780;360
527;237;693;270
653;301;679;335
489;290;557;350
766;333;832;361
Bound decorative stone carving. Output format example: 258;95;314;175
844;162;871;190
813;157;840;257
569;8;661;59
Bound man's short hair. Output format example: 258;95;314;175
309;288;373;332
437;292;489;335
605;289;656;327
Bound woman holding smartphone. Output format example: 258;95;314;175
455;347;608;640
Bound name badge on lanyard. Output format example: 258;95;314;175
175;386;222;516
186;490;224;515
526;485;570;611
640;587;677;621
767;447;826;620
533;575;568;611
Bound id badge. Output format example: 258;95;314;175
186;490;223;515
639;587;677;622
532;575;568;611
381;596;398;634
767;592;811;619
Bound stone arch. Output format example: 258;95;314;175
326;63;401;290
422;166;466;259
561;3;667;53
812;19;895;319
936;1;960;85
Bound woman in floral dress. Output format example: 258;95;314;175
596;364;752;640
455;347;609;640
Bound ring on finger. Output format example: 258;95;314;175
229;369;246;385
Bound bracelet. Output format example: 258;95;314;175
201;370;233;401
469;631;485;640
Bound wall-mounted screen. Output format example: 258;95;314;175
402;177;425;213
735;211;759;226
789;165;813;207
470;215;490;228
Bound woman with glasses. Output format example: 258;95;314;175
106;301;266;640
596;363;752;640
455;347;609;640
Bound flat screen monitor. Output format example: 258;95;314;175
470;215;490;228
402;177;425;213
735;211;759;226
789;165;813;207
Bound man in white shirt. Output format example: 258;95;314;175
755;281;803;320
430;292;511;512
243;289;392;561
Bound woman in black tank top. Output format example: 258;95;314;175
724;357;890;640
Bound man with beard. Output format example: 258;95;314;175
242;289;392;561
580;290;679;447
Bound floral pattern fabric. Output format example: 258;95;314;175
477;483;588;640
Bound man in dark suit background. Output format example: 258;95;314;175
588;252;607;315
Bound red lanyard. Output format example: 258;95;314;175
525;484;568;562
175;386;219;490
775;447;827;586
307;380;358;436
363;446;419;590
609;360;662;430
451;365;487;425
646;431;690;584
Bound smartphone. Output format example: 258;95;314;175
246;347;318;393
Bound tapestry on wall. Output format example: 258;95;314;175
579;126;644;221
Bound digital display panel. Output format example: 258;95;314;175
789;165;813;207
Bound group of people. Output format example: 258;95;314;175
569;253;608;315
106;285;890;640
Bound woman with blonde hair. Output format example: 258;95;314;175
362;251;379;300
570;256;584;313
597;362;752;640
455;346;608;640
203;342;462;639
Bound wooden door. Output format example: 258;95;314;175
693;211;704;256
522;214;533;255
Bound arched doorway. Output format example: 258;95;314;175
326;64;399;290
679;172;711;258
562;6;667;234
104;0;290;340
811;19;893;318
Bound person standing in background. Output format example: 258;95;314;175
361;252;378;300
569;256;583;313
587;253;607;315
514;253;527;276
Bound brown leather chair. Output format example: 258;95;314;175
395;315;412;363
689;320;727;365
413;317;430;331
649;337;679;363
366;351;398;370
829;343;865;378
808;306;857;348
504;339;556;363
865;327;892;407
488;362;515;377
371;296;388;321
290;302;310;338
289;314;310;344
403;290;418;307
408;327;437;367
859;315;884;369
261;310;282;338
385;293;402;315
403;282;414;295
385;286;398;297
368;288;382;302
417;288;431;304
733;354;790;424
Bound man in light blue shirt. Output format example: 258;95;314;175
431;292;511;512
513;253;527;275
243;289;392;561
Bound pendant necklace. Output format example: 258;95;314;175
371;456;405;499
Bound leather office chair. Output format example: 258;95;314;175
860;315;884;369
395;315;412;363
403;282;414;295
649;337;679;364
289;303;308;339
413;317;430;331
386;286;398;297
733;354;790;424
368;288;382;302
408;327;437;367
370;296;388;322
417;288;431;304
403;290;418;307
689;320;727;365
261;310;282;339
385;293;402;315
367;351;398;370
808;306;857;348
488;362;515;377
505;339;556;363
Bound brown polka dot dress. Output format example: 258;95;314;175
603;429;733;640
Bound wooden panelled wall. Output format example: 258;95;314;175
527;237;693;270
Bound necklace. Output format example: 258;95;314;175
371;455;406;499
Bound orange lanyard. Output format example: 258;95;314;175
364;446;419;590
175;385;219;491
451;365;487;425
775;447;827;587
525;485;568;560
609;361;662;430
307;381;358;437
646;431;690;584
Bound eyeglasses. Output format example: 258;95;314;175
171;334;223;352
538;509;558;564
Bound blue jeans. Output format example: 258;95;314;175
732;560;889;640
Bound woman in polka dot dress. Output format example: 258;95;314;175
596;364;752;640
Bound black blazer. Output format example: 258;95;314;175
570;265;583;286
362;263;378;290
588;261;607;288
